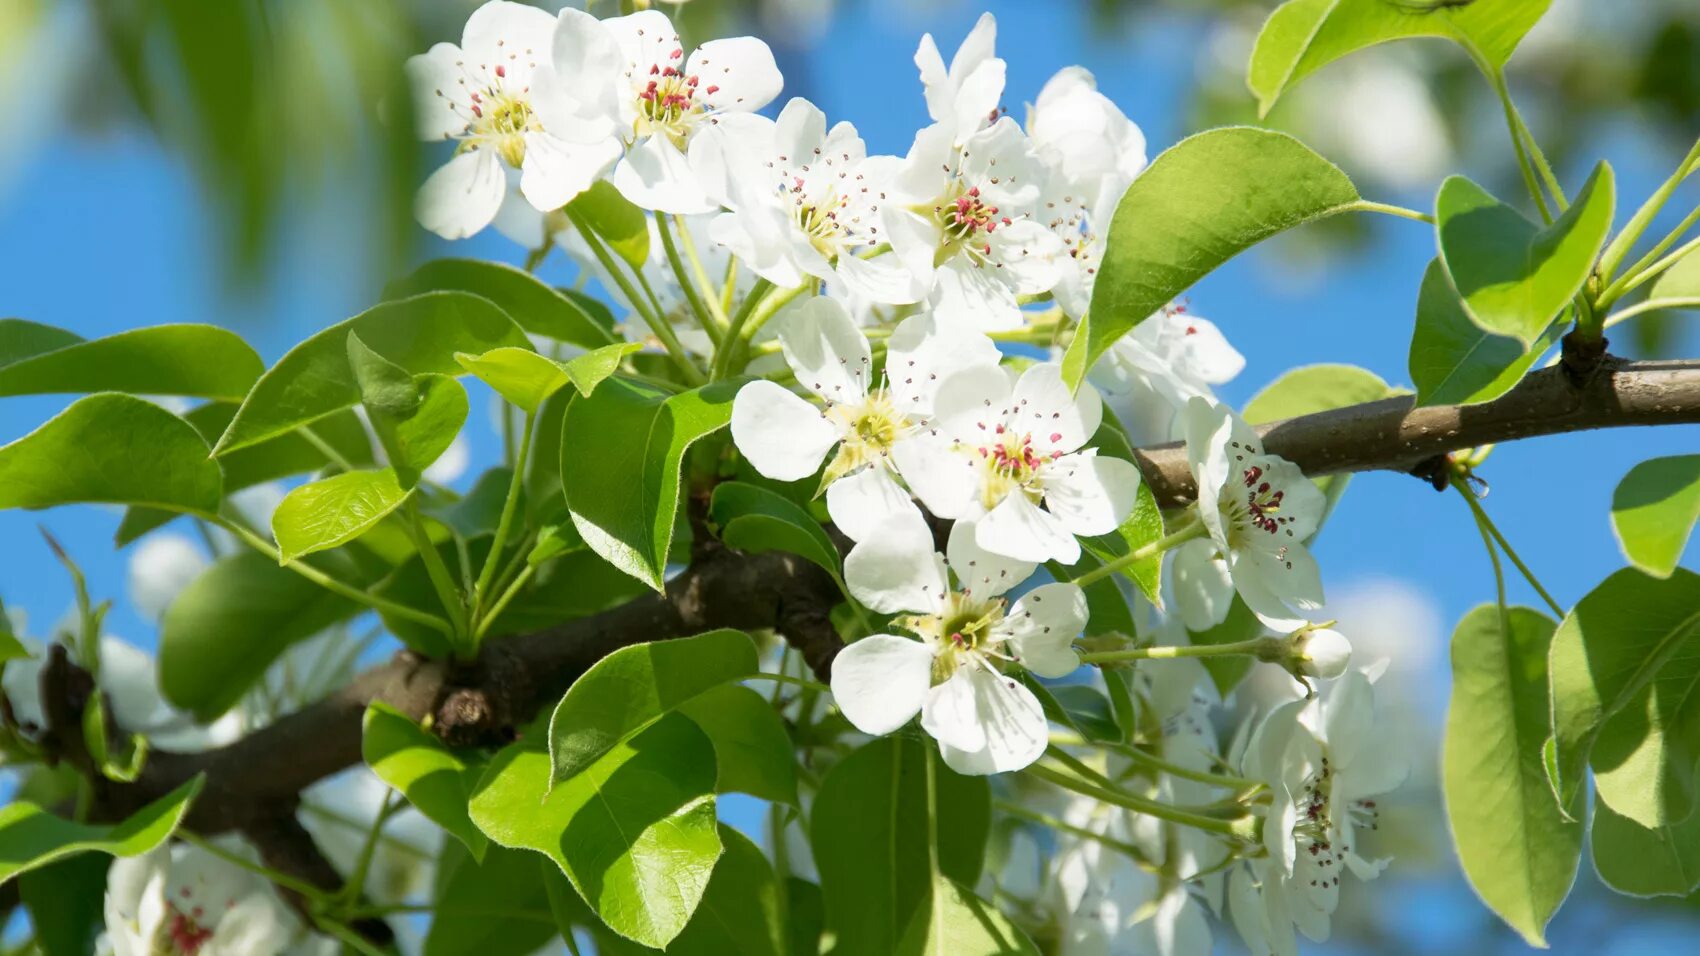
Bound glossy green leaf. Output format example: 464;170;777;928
549;629;759;785
159;551;367;720
457;342;641;413
426;468;514;541
896;875;1040;956
710;480;842;579
469;715;721;949
0;775;202;883
1611;455;1700;579
1436;163;1615;346
348;333;469;486
214;291;527;455
1549;567;1700;825
1065;128;1359;389
385;258;619;349
810;737;990;956
1590;800;1700;898
271;469;411;563
423;844;557;956
347;331;421;414
667;826;784;956
1247;0;1552;115
569;180;650;269
363;701;489;862
0;394;222;518
561;378;739;590
1443;605;1579;947
677;684;799;806
0;321;263;400
1410;258;1562;407
19;853;108;956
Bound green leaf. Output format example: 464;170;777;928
569;180;650;269
1645;246;1700;310
19;853;109;956
385;258;619;349
1410;258;1562;407
710;481;843;579
1064;128;1359;389
423;844;558;956
347;331;422;414
486;549;649;637
677;684;799;806
214;291;528;455
561;378;739;590
1191;597;1266;698
0;394;222;518
271;469;411;563
159;551;368;720
363;701;489;862
469;715;721;949
549;629;758;785
1026;677;1119;744
1590;799;1700;898
667;826;785;956
1548;567;1700;826
0;775;202;883
1243;363;1397;527
457;342;641;413
810;737;990;956
0;321;263;400
1247;0;1552;116
1443;605;1579;947
1611;455;1700;579
786;877;825;956
426;468;515;541
385;376;469;487
896;875;1040;956
1079;480;1164;607
1436;163;1615;345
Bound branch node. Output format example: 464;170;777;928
1407;454;1453;492
1560;330;1609;386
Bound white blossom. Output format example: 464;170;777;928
101;842;334;956
1180;398;1325;631
543;8;782;214
829;509;1086;775
1092;307;1245;435
894;362;1140;564
915;13;1004;143
408;1;621;239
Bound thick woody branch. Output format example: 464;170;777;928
1134;358;1700;507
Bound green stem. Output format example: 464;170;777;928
313;918;389;956
746;672;832;695
1607;230;1700;305
1070;512;1206;588
656;211;723;345
1347;200;1436;224
344;902;556;921
221;521;454;636
1023;762;1251;838
299;425;357;473
1605;295;1700;329
1488;70;1553;223
179;832;329;902
337;792;401;907
1598;137;1700;286
1079;637;1269;666
1510;99;1567;213
406;500;468;648
994;799;1156;869
740;282;811;344
566;207;705;385
1114;743;1261;791
1453;477;1563;617
472;411;535;629
475;564;535;643
711;278;775;380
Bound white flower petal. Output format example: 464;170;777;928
883;315;1001;418
613;133;715;214
945;518;1035;600
890;435;978;521
1000;582;1085;679
730;380;838;481
927;665;1048;775
930;257;1024;333
777;297;872;404
407;43;475;141
460;1;556;87
1233;546;1324;632
829;634;934;736
928;363;1015;445
416;149;506;240
1170;539;1234;632
825;466;914;544
519;131;618;211
1011;363;1100;455
689;36;782;114
835;252;923;307
1041;452;1139;537
977;491;1080;564
843;509;947;614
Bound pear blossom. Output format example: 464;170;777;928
1181;397;1326;631
704;98;921;304
1293;627;1352;680
408;1;621;239
915;13;1005;141
884;117;1063;332
894;362;1140;564
829;510;1086;775
101;842;334;956
729;297;999;540
544;8;782;214
1231;669;1405;954
1092;306;1245;435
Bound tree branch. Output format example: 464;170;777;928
1134;358;1700;507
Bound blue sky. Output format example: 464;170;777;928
2;0;1697;950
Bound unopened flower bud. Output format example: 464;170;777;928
1295;627;1352;680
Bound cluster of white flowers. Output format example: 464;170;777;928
407;4;1397;951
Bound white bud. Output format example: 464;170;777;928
1297;627;1352;680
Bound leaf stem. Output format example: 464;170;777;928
1022;761;1253;838
474;564;535;643
745;671;832;695
1604;295;1700;329
473;411;535;631
405;500;469;649
1487;70;1553;224
1601;230;1700;308
1597;137;1700;288
654;210;721;347
1070;512;1206;588
1113;743;1262;791
337;791;402;908
667;213;732;335
1347;200;1436;224
1452;476;1563;618
993;799;1157;869
711;278;774;380
565;207;705;385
